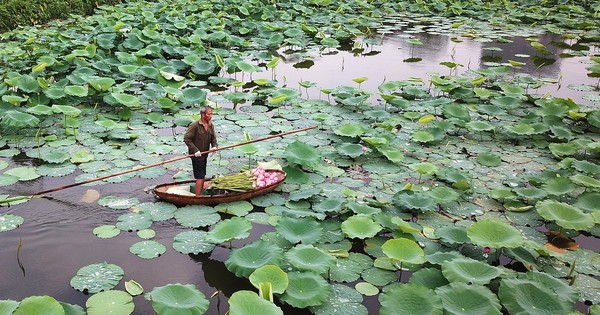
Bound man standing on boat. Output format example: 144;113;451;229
184;106;218;196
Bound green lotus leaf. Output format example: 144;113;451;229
499;278;572;315
467;219;524;248
310;283;367;315
118;65;139;75
427;186;459;204
125;280;144;296
435;282;501;315
182;87;207;103
412;130;436;143
333;124;365;137
13;296;63;315
341;215;382;239
51;105;81;117
442;257;503;285
276;216;323;244
571;159;600;174
392;191;437;211
208;217;252;243
4;166;39;181
70;262;124;293
115;212;153;232
346;202;381;215
329;252;373;283
93;225;120;239
336;143;365;158
489;188;516;200
41;150;70;164
409;267;449;289
361;267;397;286
70;150;94;164
132;201;176;222
64;85;89;97
249;265;288;294
229;290;283;315
16;74;40;93
313;198;345;213
535;199;594;231
1;110;39;128
570;174;600;189
548;142;579;157
136;229;155;239
145;283;209;315
525;271;579;304
354;282;378;296
280;271;330;308
466;120;495;131
504;123;535;135
381;238;425;265
390;217;420;233
129;240;166;259
225;240;284;277
215;200;253;216
174;205;220;228
477;153;501;167
0;300;19;314
2;95;27;106
512;187;547;200
380;283;443;315
409;162;438;175
435;226;470;244
88;77;115;91
0;213;24;232
286;244;336;274
86;290;133;315
283;140;321;167
173;230;216;255
111;93;141;108
26;105;53;116
574;192;600;212
443;103;470;121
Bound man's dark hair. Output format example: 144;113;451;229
200;106;212;115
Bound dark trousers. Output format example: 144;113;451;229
191;158;207;179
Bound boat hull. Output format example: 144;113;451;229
152;170;286;206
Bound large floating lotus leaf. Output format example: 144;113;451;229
499;278;572;315
228;290;283;315
441;257;503;285
361;267;397;286
0;214;24;232
467;219;524;248
64;85;89;97
435;226;470;245
129;240;166;259
173;230;216;255
276;216;323;244
37;163;77;177
409;162;438;175
0;300;19;314
283;140;321;167
281;271;330;308
425;251;465;265
215;201;253;216
341;215;382;239
51;105;81;117
98;195;139;209
12;296;64;315
571;159;600;174
535;200;594;231
542;177;576;196
466;120;494;132
111;93;141;108
333;124;365;137
427;186;459;204
116;212;153;232
574;192;600;212
145;283;209;315
337;143;365;158
313;198;345;213
249;265;289;294
435;282;501;315
88;77;115;91
174;205;220;228
4;166;39;181
41;150;70;164
1;110;39;128
392;191;437;211
380;283;443;315
225;240;284;277
286;244;336;274
93;225;120;239
289;187;321;201
409;267;449;289
548;142;579;157
133;202;176;222
477;153;501;167
524;271;579;304
443;103;470;121
70;262;124;293
381;238;425;265
347;202;381;215
570;174;600;189
310;283;367;315
0;174;19;187
86;290;134;315
512;187;547;200
329;252;373;283
208;217;252;243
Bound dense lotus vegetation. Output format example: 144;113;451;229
1;0;600;314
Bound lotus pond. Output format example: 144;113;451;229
1;0;600;314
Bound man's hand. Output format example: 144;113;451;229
194;151;202;157
211;147;218;156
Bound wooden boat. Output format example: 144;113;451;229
152;169;286;206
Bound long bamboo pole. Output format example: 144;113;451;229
6;125;318;201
